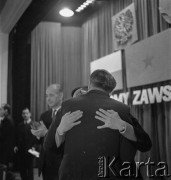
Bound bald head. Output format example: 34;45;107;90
46;84;62;93
46;84;63;109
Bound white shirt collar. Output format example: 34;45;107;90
24;118;31;124
52;106;61;114
0;116;4;120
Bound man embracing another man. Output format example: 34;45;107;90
45;69;152;180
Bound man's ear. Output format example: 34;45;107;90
109;89;115;97
60;92;64;101
88;81;91;91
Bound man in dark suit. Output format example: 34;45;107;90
52;69;152;180
0;104;15;167
14;108;36;180
43;86;89;152
31;84;63;180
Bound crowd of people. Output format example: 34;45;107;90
0;69;152;180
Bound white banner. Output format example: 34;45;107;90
90;51;123;90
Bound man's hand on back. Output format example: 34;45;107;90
57;110;83;135
95;108;126;131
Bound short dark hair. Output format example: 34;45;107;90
90;69;116;93
22;107;30;112
2;104;11;115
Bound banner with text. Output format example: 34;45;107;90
111;82;171;105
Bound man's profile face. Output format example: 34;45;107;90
46;86;62;108
22;109;31;121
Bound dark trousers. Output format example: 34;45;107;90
19;153;34;180
42;164;59;180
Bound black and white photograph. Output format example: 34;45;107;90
0;0;171;180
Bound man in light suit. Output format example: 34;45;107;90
31;84;63;180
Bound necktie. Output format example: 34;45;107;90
52;109;57;121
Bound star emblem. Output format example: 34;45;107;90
142;55;153;68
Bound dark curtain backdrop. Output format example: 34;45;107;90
30;0;171;179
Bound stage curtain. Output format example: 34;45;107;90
62;26;82;98
81;0;171;179
130;81;171;180
81;16;99;85
31;23;82;121
134;0;170;40
0;33;8;105
31;22;62;121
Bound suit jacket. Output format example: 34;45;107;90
38;109;63;177
43;109;63;152
45;90;151;180
16;120;36;156
0;115;15;165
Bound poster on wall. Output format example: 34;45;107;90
112;3;138;51
125;28;171;88
159;0;171;24
90;51;123;90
